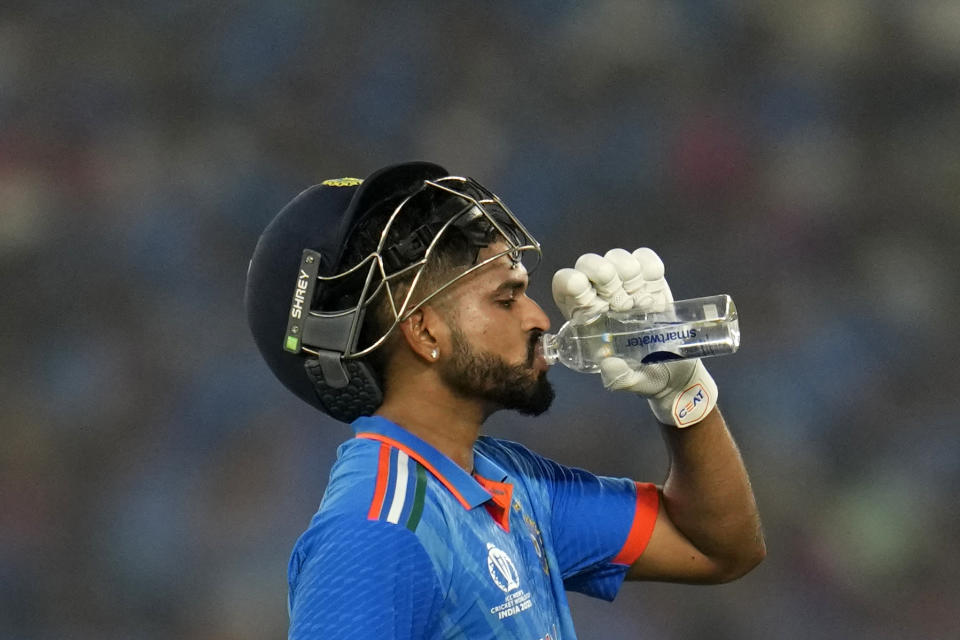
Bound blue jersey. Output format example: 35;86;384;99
288;416;659;639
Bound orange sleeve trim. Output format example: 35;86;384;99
366;443;392;520
611;482;660;566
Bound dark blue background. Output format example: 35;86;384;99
2;2;957;638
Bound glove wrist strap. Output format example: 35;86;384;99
648;360;718;428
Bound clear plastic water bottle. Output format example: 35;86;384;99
540;294;740;373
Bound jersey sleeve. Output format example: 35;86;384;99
288;515;444;639
554;474;659;601
489;440;659;601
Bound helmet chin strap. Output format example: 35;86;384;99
304;355;382;423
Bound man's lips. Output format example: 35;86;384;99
529;332;550;372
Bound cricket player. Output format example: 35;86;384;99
245;162;764;639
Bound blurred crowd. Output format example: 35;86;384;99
2;1;958;638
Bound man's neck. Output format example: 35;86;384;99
376;386;488;473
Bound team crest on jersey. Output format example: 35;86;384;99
486;543;533;620
514;500;550;576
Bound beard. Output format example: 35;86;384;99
438;325;555;416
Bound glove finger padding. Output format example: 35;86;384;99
552;248;669;317
600;357;672;396
552;268;609;320
604;247;674;312
573;253;634;311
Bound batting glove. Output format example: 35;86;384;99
552;248;718;427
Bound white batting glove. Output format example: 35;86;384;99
552;248;718;428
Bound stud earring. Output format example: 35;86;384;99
431;349;438;359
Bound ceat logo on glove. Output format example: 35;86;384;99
673;383;710;426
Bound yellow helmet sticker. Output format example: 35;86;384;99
321;177;363;187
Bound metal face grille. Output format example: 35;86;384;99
304;176;542;359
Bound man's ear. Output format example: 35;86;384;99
398;306;447;363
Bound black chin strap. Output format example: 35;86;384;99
304;354;382;423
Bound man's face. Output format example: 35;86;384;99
433;244;555;416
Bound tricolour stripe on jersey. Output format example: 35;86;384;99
367;443;392;520
357;432;472;510
405;464;427;531
367;446;428;531
385;450;411;524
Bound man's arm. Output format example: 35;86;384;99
552;247;765;584
626;407;765;583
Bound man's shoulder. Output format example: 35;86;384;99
292;437;457;585
475;435;549;474
287;512;443;622
476;436;580;501
315;436;450;535
317;437;384;517
294;438;436;560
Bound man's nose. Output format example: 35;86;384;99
523;296;551;333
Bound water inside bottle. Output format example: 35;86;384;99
542;295;740;373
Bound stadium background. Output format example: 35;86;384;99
2;2;958;638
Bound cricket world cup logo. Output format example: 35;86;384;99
486;543;520;592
